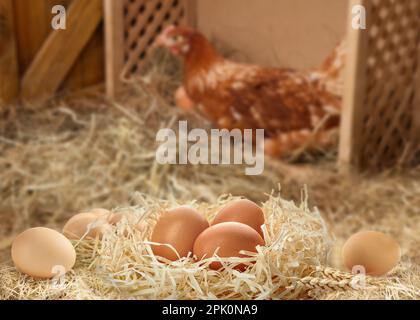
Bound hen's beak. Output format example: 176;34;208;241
152;25;176;49
152;34;166;49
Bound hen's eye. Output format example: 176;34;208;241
174;35;184;42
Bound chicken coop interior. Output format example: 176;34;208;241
0;0;419;300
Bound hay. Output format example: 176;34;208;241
1;194;418;300
0;50;419;300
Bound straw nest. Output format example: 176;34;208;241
1;193;418;300
0;51;419;300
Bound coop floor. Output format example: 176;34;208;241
0;82;419;300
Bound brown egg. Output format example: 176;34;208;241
90;208;111;217
175;86;195;111
11;227;76;279
193;222;265;271
107;210;137;225
151;206;209;261
342;231;401;276
63;212;110;240
108;210;145;235
212;199;265;237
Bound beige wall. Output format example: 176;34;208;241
196;0;349;70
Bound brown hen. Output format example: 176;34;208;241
155;25;346;158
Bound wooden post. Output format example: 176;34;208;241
184;0;197;28
20;0;103;105
338;0;371;171
104;0;124;99
0;0;19;109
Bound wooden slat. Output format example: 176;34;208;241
13;0;51;74
104;0;124;99
21;0;103;104
338;0;371;171
0;0;19;108
55;0;86;91
13;0;104;94
62;23;104;92
183;0;197;28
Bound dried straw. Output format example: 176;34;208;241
1;193;418;300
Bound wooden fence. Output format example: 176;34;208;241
0;0;104;108
0;0;195;107
339;0;420;171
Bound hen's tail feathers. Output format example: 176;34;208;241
308;40;347;98
319;40;347;80
265;129;338;159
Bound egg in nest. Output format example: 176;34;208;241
151;206;209;261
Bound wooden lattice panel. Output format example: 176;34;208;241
104;0;194;97
340;0;420;171
123;0;191;76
